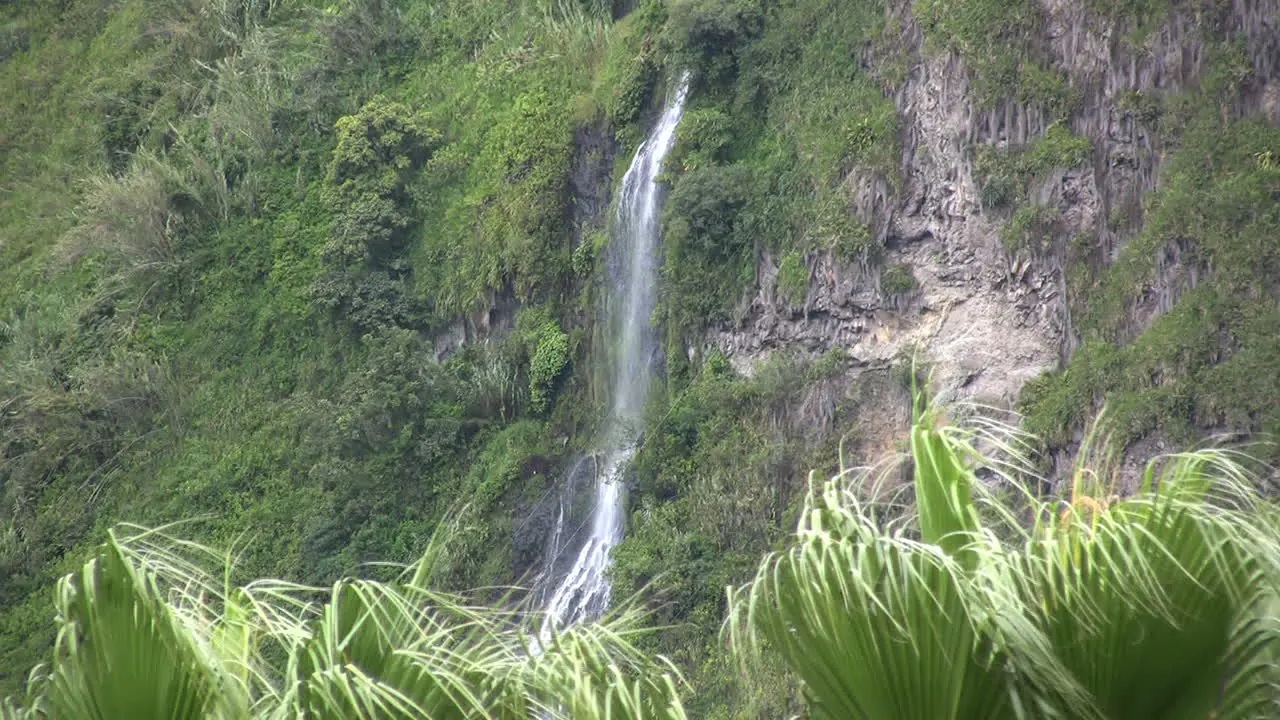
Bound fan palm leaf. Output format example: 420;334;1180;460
727;467;1081;720
1013;447;1280;719
43;528;252;720
2;519;688;720
287;578;525;719
730;397;1280;719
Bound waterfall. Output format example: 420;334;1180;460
539;73;691;639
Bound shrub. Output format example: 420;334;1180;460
663;0;764;88
775;251;809;307
62;149;226;309
326;96;439;192
529;322;570;414
1000;204;1061;254
308;269;421;331
671;107;733;172
880;262;917;296
605;53;658;127
1021;122;1092;175
662;164;756;330
314;97;439;328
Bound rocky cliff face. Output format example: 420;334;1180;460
708;0;1279;428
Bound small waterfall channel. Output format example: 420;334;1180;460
538;74;691;640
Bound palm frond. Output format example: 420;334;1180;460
728;468;1074;720
730;395;1280;720
1017;448;1280;719
45;529;251;720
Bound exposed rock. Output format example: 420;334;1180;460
707;0;1279;418
712;46;1063;410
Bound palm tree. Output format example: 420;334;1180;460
729;397;1280;719
2;522;688;720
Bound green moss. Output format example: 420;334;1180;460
880;262;918;296
820;198;876;264
571;228;608;277
776;251;809;306
1000;204;1061;254
1022;122;1093;174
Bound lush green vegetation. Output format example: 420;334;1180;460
0;0;645;694
732;401;1280;718
1018;47;1280;455
1;523;688;719
2;0;1278;714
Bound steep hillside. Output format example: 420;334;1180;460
614;0;1280;714
0;0;648;692
1;0;1277;715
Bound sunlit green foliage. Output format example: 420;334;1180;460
529;323;571;414
670;107;733;172
730;401;1280;719
1;523;689;719
312;96;440;330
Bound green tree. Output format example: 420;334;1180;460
313;96;441;330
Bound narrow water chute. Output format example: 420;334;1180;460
539;73;692;638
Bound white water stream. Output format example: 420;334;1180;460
539;74;691;639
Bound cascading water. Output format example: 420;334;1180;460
539;73;691;639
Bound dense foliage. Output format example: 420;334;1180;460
731;402;1280;719
1;0;1277;714
0;0;629;693
0;524;688;719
